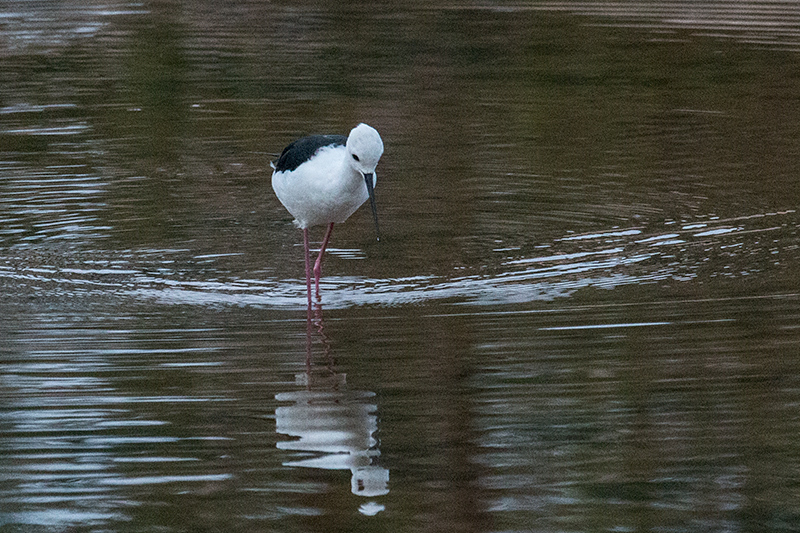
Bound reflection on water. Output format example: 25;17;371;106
1;208;796;309
534;1;800;52
276;376;389;510
0;323;235;529
275;302;389;515
2;0;800;531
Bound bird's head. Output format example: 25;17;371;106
346;123;384;174
346;123;384;241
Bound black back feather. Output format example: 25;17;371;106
272;134;347;173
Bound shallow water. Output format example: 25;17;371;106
2;1;800;532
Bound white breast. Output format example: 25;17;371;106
271;145;373;229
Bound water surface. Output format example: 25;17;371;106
2;1;800;532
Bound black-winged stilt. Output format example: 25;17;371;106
271;123;384;306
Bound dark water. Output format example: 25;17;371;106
2;1;800;532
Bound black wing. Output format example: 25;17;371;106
272;134;347;173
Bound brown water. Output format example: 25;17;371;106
2;1;800;532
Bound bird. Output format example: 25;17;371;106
271;123;384;307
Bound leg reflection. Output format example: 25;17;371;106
305;298;335;378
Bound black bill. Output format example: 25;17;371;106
363;173;381;242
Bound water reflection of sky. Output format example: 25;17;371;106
0;333;233;528
1;208;795;309
532;1;800;52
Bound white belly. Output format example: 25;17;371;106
271;148;374;229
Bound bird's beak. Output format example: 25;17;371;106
363;173;381;242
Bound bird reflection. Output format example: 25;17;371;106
277;303;389;513
275;387;389;498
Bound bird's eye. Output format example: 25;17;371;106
351;154;360;162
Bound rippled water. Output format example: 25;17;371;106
2;1;800;532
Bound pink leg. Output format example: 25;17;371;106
313;223;335;300
303;228;313;308
303;228;313;371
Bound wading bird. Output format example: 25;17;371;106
271;123;384;306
